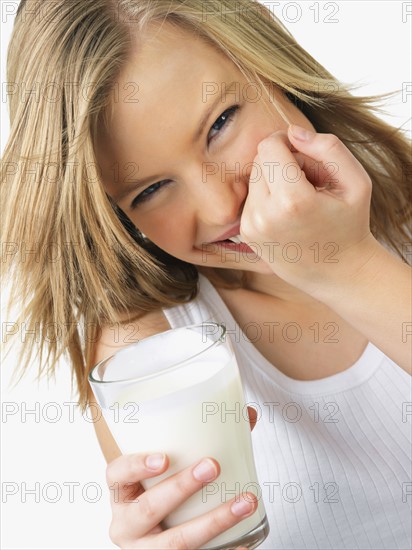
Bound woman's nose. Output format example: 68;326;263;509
191;162;247;225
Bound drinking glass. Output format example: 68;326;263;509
89;322;269;550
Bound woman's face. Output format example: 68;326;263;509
97;24;315;274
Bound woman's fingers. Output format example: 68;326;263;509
118;457;221;537
140;493;258;550
254;127;372;206
106;452;169;507
293;151;339;190
288;125;372;203
255;131;315;202
248;156;270;200
241;126;375;292
107;453;259;549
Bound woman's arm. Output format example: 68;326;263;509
316;239;411;374
88;309;172;463
240;126;411;373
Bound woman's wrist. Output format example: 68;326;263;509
302;233;385;306
263;233;384;306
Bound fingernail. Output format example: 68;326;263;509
192;458;218;482
290;124;315;141
145;453;165;470
231;494;256;517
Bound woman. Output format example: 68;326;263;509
2;1;411;548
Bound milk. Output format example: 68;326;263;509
99;332;267;548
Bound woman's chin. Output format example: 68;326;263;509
210;257;274;274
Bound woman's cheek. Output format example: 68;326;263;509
233;110;284;167
143;207;192;257
222;132;255;178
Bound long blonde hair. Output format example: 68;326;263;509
2;0;410;411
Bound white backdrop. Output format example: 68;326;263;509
1;1;411;549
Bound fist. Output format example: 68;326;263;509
240;125;378;296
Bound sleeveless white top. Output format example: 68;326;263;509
162;274;412;549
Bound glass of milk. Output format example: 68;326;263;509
89;322;269;550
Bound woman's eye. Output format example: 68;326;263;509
208;105;239;143
131;180;172;208
130;105;239;209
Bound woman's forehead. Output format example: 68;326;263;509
104;27;244;140
113;23;242;104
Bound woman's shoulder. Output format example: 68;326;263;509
91;308;172;367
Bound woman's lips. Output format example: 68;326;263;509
208;225;241;244
198;234;258;256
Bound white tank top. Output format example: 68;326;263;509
162;273;412;549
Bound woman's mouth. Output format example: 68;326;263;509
226;235;243;244
209;235;257;255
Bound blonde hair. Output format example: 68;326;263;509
2;0;410;411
